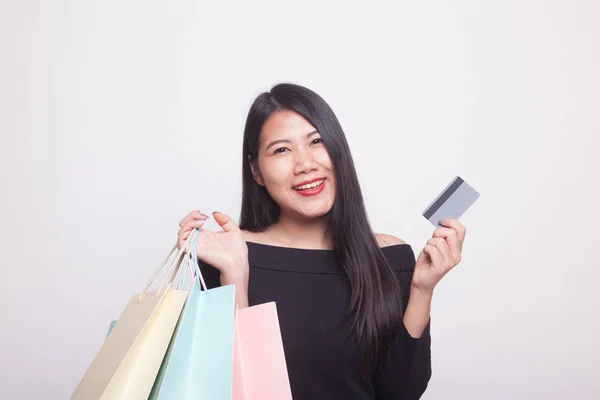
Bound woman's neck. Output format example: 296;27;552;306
264;212;331;250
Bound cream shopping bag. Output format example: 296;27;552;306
70;231;198;400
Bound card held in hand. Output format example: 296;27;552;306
422;176;480;228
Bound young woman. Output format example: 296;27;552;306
176;83;466;399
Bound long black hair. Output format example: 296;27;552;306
239;83;404;376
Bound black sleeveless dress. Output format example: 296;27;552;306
199;242;431;400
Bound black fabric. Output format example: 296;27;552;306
199;242;431;400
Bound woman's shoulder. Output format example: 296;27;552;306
375;233;407;248
241;230;262;243
375;233;416;273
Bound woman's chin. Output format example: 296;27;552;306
297;204;333;220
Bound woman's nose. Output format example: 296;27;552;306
294;149;317;174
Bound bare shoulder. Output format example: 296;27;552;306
241;229;273;245
241;229;260;242
375;233;407;248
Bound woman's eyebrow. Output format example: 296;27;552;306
265;138;291;151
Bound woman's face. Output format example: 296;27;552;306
252;110;336;220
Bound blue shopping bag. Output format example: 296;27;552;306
149;229;236;400
106;320;118;337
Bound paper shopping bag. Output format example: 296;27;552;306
106;320;118;337
71;233;196;400
149;229;236;400
233;302;293;400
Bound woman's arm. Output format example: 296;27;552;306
375;233;433;337
373;233;432;399
373;282;432;400
403;287;433;338
221;262;250;309
375;219;466;398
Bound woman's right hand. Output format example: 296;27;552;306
177;210;249;283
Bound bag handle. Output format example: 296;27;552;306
178;236;193;290
178;228;208;291
156;228;199;296
137;228;197;301
192;228;208;291
178;248;195;290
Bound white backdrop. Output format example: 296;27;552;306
1;1;599;399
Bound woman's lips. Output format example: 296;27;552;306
293;178;326;197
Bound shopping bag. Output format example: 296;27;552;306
106;320;118;337
70;232;196;400
233;302;293;400
149;228;236;400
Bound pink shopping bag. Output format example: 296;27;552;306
232;302;293;400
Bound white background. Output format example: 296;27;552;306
1;1;599;399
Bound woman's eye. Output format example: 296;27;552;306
311;138;323;145
274;147;288;154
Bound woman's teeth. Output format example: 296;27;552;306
293;179;325;190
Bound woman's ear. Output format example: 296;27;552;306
249;160;265;186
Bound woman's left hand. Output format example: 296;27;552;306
411;218;467;294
